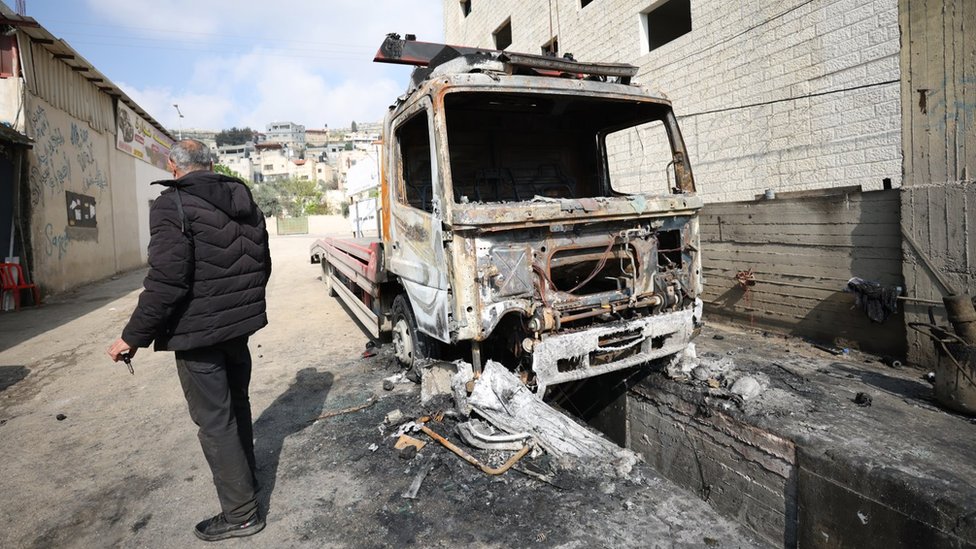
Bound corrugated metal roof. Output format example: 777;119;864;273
0;5;175;140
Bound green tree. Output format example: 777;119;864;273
249;177;326;217
251;182;282;217
214;163;246;183
350;120;358;132
308;202;332;215
215;127;255;147
282;178;324;216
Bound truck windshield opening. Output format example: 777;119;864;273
443;92;680;204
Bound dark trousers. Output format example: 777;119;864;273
176;336;258;523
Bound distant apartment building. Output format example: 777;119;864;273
335;147;379;190
444;0;901;203
305;128;330;147
180;128;218;151
265;121;306;150
345;130;381;151
233;143;334;185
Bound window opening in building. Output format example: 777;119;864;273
0;35;17;78
542;36;558;56
461;0;471;17
643;0;691;52
493;19;512;50
396;112;434;213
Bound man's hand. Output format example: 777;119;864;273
107;338;136;362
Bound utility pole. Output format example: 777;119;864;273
172;104;184;140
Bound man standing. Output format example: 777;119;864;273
108;139;271;541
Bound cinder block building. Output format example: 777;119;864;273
445;0;902;203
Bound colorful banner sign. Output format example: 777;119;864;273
115;101;173;170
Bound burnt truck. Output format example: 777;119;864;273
311;35;703;394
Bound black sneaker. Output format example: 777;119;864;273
193;512;265;542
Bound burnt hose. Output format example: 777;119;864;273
420;423;531;475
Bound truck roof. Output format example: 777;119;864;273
374;34;669;105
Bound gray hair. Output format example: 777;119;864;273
169;139;214;172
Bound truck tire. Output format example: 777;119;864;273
322;264;338;297
391;294;436;380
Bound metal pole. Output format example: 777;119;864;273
354;199;360;238
172;104;184;140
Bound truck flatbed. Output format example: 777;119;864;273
311;236;388;338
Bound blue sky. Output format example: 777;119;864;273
20;0;445;131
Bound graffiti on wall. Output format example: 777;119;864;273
44;222;70;260
28;105;71;207
72;122;108;193
27;103;112;264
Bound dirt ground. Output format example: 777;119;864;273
0;234;762;548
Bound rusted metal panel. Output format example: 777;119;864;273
386;96;453;343
451;196;703;228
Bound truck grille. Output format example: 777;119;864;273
548;244;636;296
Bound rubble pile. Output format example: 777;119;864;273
371;349;644;498
663;342;770;409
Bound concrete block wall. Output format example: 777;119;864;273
898;0;976;368
700;189;906;357
444;0;902;203
265;214;360;237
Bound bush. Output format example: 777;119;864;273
309;202;332;215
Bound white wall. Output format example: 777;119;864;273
25;94;168;292
444;0;902;203
0;78;22;129
134;160;166;264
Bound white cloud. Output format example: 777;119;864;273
83;0;230;36
83;1;444;129
117;83;234;130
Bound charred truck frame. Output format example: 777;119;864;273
312;35;703;394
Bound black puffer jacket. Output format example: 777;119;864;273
123;170;271;351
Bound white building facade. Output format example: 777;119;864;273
265;121;306;150
444;0;902;203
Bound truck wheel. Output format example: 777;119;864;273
391;294;433;380
322;264;337;297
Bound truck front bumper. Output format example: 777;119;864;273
531;308;696;394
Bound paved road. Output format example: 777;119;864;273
0;234;761;548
